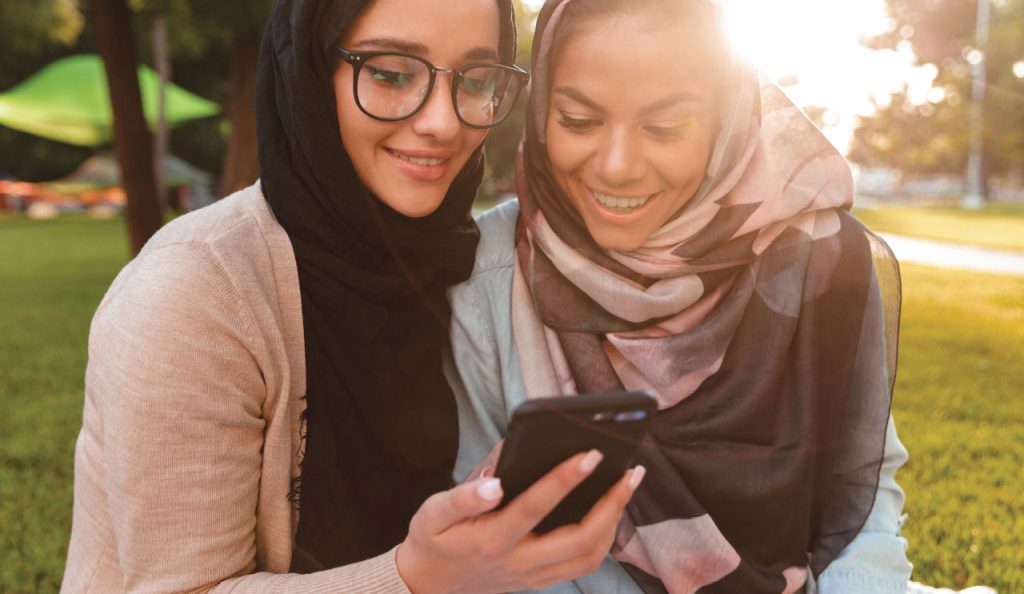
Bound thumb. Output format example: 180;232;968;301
414;478;505;535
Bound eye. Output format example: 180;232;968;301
460;75;496;96
367;65;415;88
557;113;601;133
644;119;693;141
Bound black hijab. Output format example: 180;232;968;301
255;0;517;570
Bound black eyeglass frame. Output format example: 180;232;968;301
334;46;530;129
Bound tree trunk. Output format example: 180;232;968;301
220;31;261;197
88;0;163;256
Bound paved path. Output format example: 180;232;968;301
878;233;1024;277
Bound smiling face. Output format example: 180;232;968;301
546;16;721;252
335;0;500;218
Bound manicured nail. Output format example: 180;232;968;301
477;478;503;501
579;449;604;473
628;466;646;491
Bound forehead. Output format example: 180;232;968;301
551;18;720;107
342;0;501;58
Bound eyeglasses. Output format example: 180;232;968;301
334;47;530;129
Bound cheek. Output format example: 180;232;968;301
659;135;713;191
546;129;590;181
464;128;489;156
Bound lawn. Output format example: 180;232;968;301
853;202;1024;253
0;216;1021;593
0;215;127;592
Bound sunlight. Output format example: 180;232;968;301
521;0;936;155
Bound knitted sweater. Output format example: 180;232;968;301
61;183;411;593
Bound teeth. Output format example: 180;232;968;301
388;149;446;166
593;190;651;210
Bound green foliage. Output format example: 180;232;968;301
0;0;84;67
130;0;272;59
851;0;1024;177
854;203;1024;251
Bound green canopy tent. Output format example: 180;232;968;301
0;54;219;146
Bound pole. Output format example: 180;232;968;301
962;0;990;209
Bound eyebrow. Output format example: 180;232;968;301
552;86;604;112
638;92;704;116
350;37;501;63
552;86;704;115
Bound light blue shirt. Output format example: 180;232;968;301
445;201;913;594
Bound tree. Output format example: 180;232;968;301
851;0;1024;188
88;0;163;255
133;0;271;195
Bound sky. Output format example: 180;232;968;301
522;0;939;155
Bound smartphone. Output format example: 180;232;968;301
493;391;656;534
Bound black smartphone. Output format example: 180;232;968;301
493;391;657;534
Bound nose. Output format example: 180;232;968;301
595;127;646;187
410;73;461;142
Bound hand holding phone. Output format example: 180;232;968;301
494;391;656;533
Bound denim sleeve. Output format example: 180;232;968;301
445;268;509;483
445;202;522;483
813;418;913;594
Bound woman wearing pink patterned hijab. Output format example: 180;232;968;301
449;0;913;592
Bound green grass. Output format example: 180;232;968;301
854;203;1024;253
0;215;128;592
0;216;1021;592
891;264;1024;591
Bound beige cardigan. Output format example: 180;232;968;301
62;184;412;593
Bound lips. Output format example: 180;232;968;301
385;147;453;182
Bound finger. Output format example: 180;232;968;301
484;438;505;467
414;477;505;535
466;439;505;482
577;465;645;530
490;449;603;543
508;467;644;575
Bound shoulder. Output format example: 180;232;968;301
93;183;300;350
448;200;518;340
102;183;294;309
470;198;519;276
139;182;287;263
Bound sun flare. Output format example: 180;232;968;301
522;0;932;155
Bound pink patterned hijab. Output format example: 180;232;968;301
512;0;901;591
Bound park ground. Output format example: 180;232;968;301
1;204;1022;593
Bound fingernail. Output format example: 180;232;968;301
477;478;503;501
579;449;604;473
628;466;646;491
480;466;495;479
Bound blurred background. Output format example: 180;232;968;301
0;0;1021;592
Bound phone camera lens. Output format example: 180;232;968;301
613;410;648;422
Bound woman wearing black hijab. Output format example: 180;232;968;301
61;0;642;591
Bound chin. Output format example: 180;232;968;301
588;228;647;252
381;189;447;218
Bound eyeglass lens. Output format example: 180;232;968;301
356;55;523;127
